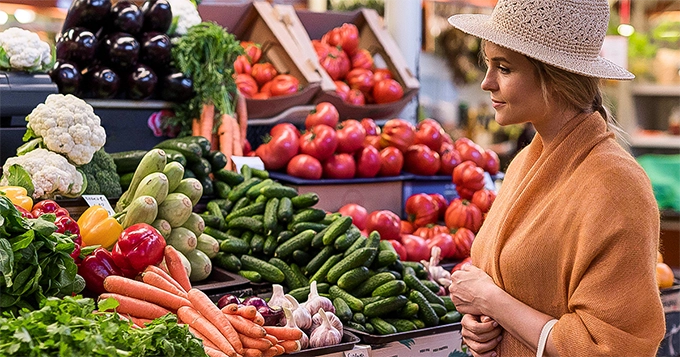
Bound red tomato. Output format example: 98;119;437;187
455;138;485;167
360;118;380;136
403;144;441;176
354;145;380;178
366;210;401;241
323;153;356;179
445;198;483;233
336;119;366;153
286;154;322;180
452;161;486;200
269;74;299;97
378;146;404;176
451;256;472;273
312;40;329;59
251;92;269;99
451;227;475;259
400;220;415;234
413;224;449;240
471;189;497;213
334;80;350;101
363;135;382;150
414;120;444;151
235;74;258;98
322;23;359;55
439;141;454;155
400;234;430;261
380;119;415;153
319;45;350;81
305;102;340;129
483;149;500;175
271;123;300;137
351;49;374;70
438;148;462;175
234;55;251;75
242;138;252;155
240;41;262;63
251;63;278;87
373;79;404;104
429;193;448;220
346;68;374;95
255;127;299;171
260;81;272;96
405;193;439;228
373;68;392;83
428;233;457;259
299;124;338;161
338;203;368;230
346;89;365;105
389;239;408;261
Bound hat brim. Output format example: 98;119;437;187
448;14;634;80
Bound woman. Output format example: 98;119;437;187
447;0;666;356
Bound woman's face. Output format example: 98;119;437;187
481;42;547;127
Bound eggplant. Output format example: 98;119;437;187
141;0;172;33
139;32;171;71
107;1;143;35
160;72;193;102
83;65;120;99
50;60;81;95
216;294;241;309
100;32;139;71
126;63;157;100
56;27;97;66
62;0;111;33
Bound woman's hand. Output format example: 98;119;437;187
461;314;503;357
449;263;499;316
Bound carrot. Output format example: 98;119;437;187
263;334;277;345
142;271;188;298
99;293;172;320
102;276;191;312
189;326;219;350
237;305;257;320
211;133;220;151
236;91;248;149
165;246;192;292
231;114;243;157
262;326;303;341
252;311;265;326
239;335;272;351
188;289;244;354
205;346;230;357
178;306;237;357
224;312;267;338
278;340;301;353
201;102;216;144
262;346;279;357
273;344;285;355
243;349;263;357
218;114;234;171
129;316;153;328
192;118;201;137
144;265;186;293
221;303;239;315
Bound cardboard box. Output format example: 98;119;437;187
659;285;680;356
272;5;419;120
369;330;464;357
197;1;321;119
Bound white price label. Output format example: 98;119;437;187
344;350;369;357
81;195;116;216
231;156;265;173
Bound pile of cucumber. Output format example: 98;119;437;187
200;167;462;335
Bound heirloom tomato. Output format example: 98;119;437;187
269;74;299;97
271;122;300;137
323;153;356;179
300;124;338;161
346;68;374;94
405;193;439;228
428;233;457;259
413;224;449;240
445;198;483;233
455;137;485;167
234;55;251;75
400;220;415;234
351;49;374;70
322;23;359;55
287;154;322;180
334;80;350;101
373;79;403;104
339;203;368;231
400;234;429;262
319;44;350;81
380;119;415;152
361;118;380;136
363;135;382;150
471;189;497;213
305;102;340;129
346;89;365;105
403;144;441;176
235;74;258;98
373;68;392;83
240;41;262;63
429;193;448;220
452;161;486;199
255;126;299;170
451;227;475;259
414;119;444;151
354;145;380;178
336;119;366;153
438;147;462;175
483;149;500;175
366;210;401;241
378;146;403;176
251;63;278;87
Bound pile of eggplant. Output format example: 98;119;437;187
52;0;193;102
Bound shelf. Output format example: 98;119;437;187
631;84;680;97
86;99;173;110
630;134;680;149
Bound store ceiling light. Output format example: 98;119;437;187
14;8;36;24
617;23;635;37
0;11;7;25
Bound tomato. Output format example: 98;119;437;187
451;256;472;273
271;122;300;137
454;137;485;167
354;145;380;178
452;161;486;199
255;127;299;170
438;147;462;175
319;44;350;81
366;210;401;241
405;193;439;228
322;23;359;55
414;119;444;151
346;68;374;95
400;234;430;261
251;92;269;99
323;153;356;179
287;154;322;180
363;135;382;150
305;102;340;129
312;40;329;59
251;62;278;87
269;74;299;97
235;73;258;98
234;55;251;75
439;141;454;155
346;89;365;105
400;220;415;234
380;119;415;152
338;203;368;230
483;149;500;175
445;198;483;233
413;224;449;240
389;239;408;261
299;124;338;161
351;49;373;70
378;146;403;176
403;144;441;176
373;68;392;83
242;138;252;155
451;227;475;259
240;41;262;63
260;81;272;96
373;79;404;104
429;193;448;220
361;118;380;136
334;80;350;101
428;233;457;259
471;189;496;213
336;119;366;153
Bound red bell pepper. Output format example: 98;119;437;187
78;247;123;294
54;215;82;261
31;199;70;217
111;223;166;278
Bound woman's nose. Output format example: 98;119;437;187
481;69;496;92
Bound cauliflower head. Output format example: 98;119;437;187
25;94;106;165
0;149;85;199
0;27;52;72
168;0;202;36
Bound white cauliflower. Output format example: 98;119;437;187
0;27;52;72
22;94;106;165
167;0;202;36
0;149;85;199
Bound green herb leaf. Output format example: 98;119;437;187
0;238;14;286
98;296;119;311
5;165;34;198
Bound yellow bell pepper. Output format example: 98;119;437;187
0;186;33;211
77;205;123;249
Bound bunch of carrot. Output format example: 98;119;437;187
192;93;248;171
98;245;303;357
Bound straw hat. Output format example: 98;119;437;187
448;0;634;80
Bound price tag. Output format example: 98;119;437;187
231;156;265;173
81;195;116;216
344;348;370;357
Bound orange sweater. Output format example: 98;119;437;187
471;112;665;356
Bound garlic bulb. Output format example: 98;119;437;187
422;246;452;288
309;308;342;348
268;284;290;309
285;294;312;331
282;306;307;349
305;281;335;316
311;309;343;335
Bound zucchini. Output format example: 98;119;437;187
163;161;185;193
157;193;194;228
409;290;439;327
214;169;244;186
329;285;364;312
403;273;445;306
151;219;172;239
322;216;352;246
167;227;198;254
239;270;262;283
213;252;241;272
274;229;316;259
352;272;396;298
277;197;294;223
185;249;212;282
116;149;166;212
337;266;372;291
155;139;202;163
111;150;147;174
268;257;306;290
333;297;353;322
181;213;206;238
208;150;228;171
371;280;407;298
260;185;298;199
121;196;158;229
364;295;408;318
369;317;397;335
174;178;203;206
240;255;285;283
196;233;219;259
309;253;344;283
326;247;376;284
290;192;319;209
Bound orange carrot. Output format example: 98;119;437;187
165;246;192;292
205;346;229;357
278;340;301;353
189;326;219;350
188;289;244;354
102;276;191;312
144;265;186;293
237;305;257;320
224;312;267;339
218;114;234;171
263;334;277;346
262;326;303;341
178;306;237;357
129;316;153;328
263;346;279;357
273;344;285;355
99;293;172;320
201;103;216;145
231;114;243;157
243;348;263;357
212;133;220;151
237;92;248;151
142;271;188;298
239;335;272;351
221;303;239;315
252;311;265;326
192;118;201;137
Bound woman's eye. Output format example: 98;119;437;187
498;66;510;74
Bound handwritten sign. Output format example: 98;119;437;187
344;348;370;357
81;195;115;216
231;156;265;173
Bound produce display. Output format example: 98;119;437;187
235;41;301;100
0;27;52;73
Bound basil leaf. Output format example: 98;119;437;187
9;230;34;252
6;164;34;197
0;238;14;286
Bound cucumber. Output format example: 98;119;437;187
403;273;445;306
352;313;366;325
309;253;343;283
421;279;441;294
329;285;364;312
208;150;228;171
218;237;250;255
157;192;194;227
255;195;268;204
352;272;396;298
246;179;274;200
320;212;342;225
345;321;366;332
183;169;196;179
277;197;293;223
240;165;252;180
225;202;266;221
322;216;352;246
163;161;185;193
241;231;254;245
289;263;309;287
250;234;265;253
431;303;447;317
292;249;313;266
227;216;263;233
441;295;457;312
397;302;420;319
375;250;398;268
290;192;320;209
227;177;262;202
260;185;298;199
262;235;278;256
369;317;397;335
214;181;231;199
176;136;211;157
263;197;279;236
326;247;376;284
164;149;187;168
371;280;407;297
402;261;428;279
304;245;335;276
239;270;262;283
362;231;381;267
440;311;463;324
121;195;158;228
131;172;169;206
155;138;202;163
291;222;327;234
231;197;250;212
240;255;285;283
337;266;372;291
111;150;147;174
268;257;306;290
409;290;439;327
333;297;353;322
151;219;172;239
166;227;198;254
173;178;203;206
196;233;220;258
360;296;382;306
116;149;167;212
213;252;241;272
334;226;361;251
274;229;315;259
188;157;212;179
384;319;418;332
311;226;331;249
343;235;367;257
277;230;294;244
364;295;408;318
214;169;245;186
181;213;205;238
291;208;326;224
185;249;212;282
364;322;375;334
411;319;426;329
249;167;269;180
